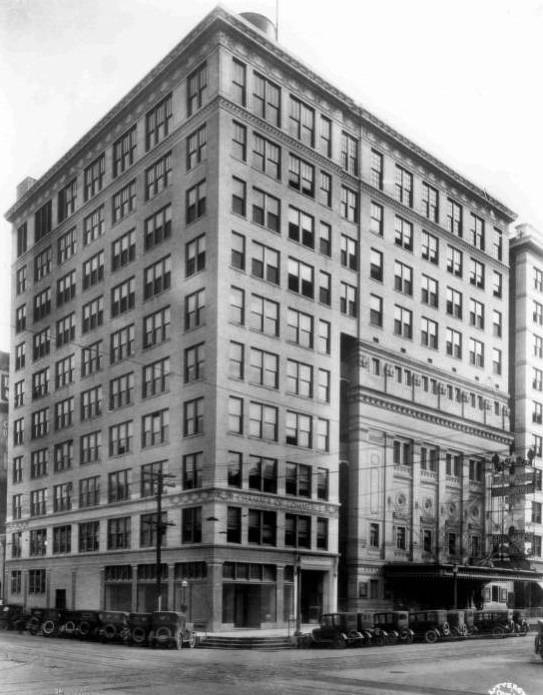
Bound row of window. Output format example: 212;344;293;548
391;440;486;481
368;522;481;557
230;59;505;259
9;507;329;557
12;455;329;503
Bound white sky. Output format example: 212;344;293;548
1;0;542;355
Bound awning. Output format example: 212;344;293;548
384;562;543;584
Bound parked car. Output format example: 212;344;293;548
464;609;476;635
27;608;45;635
148;611;198;649
98;611;129;643
73;610;101;639
302;613;364;649
373;611;413;644
534;619;543;660
473;609;514;638
512;609;530;635
0;605;28;632
355;612;388;646
409;610;450;643
39;608;64;637
126;613;152;646
447;610;468;638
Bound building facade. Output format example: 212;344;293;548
4;7;538;629
0;351;9;601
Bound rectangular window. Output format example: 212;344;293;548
57;179;77;223
422;231;439;264
285;462;311;497
82;296;103;333
186;235;206;276
34;246;52;282
285;514;311;548
32;328;50;361
228;396;243;434
184;398;204;436
493;270;503;298
182;507;202;544
447;199;463;236
30;448;48;478
82;251;104;290
146;93;172;150
340;282;358;317
183;452;203;490
53;484;72;513
250;294;279;336
286;410;312;448
28;569;46;593
341;186;358;222
113;125;137;176
56;312;75;348
33;287;51;322
232;121;247;161
446;328;462;358
469;338;485;367
288;153;314;196
341;235;358;271
141;461;164;497
493;227;503;261
79;521;100;552
470;213;485;250
187;62;208;116
29;527;47;555
57;227;77;265
30;489;47;518
31;408;49;439
55;397;73;430
394;261;413;295
142;409;169;447
421;275;438;307
288;206;314;248
395;166;413;207
109;421;133;456
232;58;246;106
422;182;439;221
232;177;247;216
17;222;28;257
319;115;332;157
54;355;74;389
145;151;172;199
110;325;135;364
249;348;278;389
469;258;485;288
253;133;281;179
143;356;170;397
143;307;170;348
253;72;281;126
446;287;462;318
112;180;136;223
107;517;131;550
251;241;279;284
186;180;207;223
228;341;244;380
54;440;73;471
469;298;485;329
110;372;134;409
249;402;278;441
144;255;171;299
319;221;332;256
83;206;105;246
15;305;26;334
111;277;135;317
341;131;358;175
447;246;463;277
394;305;413;339
16;265;27;295
56;269;76;307
144;206;171;251
289;95;314;146
35;200;52;242
185;288;206;329
84;154;105;202
370;149;383;189
394;216;413;250
421;317;438;349
187;124;207;170
248;509;276;545
287;308;313;347
252;187;280;232
370;202;383;236
288;258;314;298
369;294;383;327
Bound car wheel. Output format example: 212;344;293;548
102;624;117;641
64;621;76;636
42;619;57;637
27;617;40;636
424;629;438;644
131;626;147;645
399;628;413;644
492;626;505;638
185;633;197;649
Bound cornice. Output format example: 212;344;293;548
353;389;512;445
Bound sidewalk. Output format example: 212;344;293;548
204;623;315;638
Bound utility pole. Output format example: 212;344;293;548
143;471;175;611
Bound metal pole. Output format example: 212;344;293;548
295;554;302;635
156;474;163;612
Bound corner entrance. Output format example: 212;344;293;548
222;584;277;627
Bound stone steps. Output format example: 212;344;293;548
199;635;295;650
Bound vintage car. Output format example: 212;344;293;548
373;611;413;644
512;609;530;635
98;611;130;642
301;612;364;649
355;612;389;646
408;610;450;643
27;608;45;635
0;604;29;632
126;612;153;646
446;610;468;638
472;609;515;637
534;619;543;660
464;609;476;635
38;608;64;637
148;611;198;649
73;610;101;639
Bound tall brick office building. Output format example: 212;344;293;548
4;7;538;630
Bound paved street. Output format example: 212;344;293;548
0;631;541;695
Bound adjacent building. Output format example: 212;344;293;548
4;6;541;629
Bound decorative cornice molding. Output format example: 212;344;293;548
354;390;512;445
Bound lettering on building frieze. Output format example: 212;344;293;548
224;490;336;515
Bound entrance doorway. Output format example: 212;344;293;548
222;584;277;627
300;570;324;623
55;589;66;609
